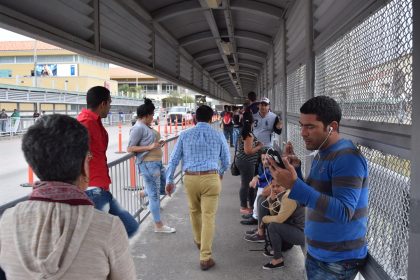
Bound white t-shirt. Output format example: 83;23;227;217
252;111;281;147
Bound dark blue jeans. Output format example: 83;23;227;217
86;188;140;238
306;254;365;280
223;126;233;146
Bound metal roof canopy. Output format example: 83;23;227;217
0;0;389;104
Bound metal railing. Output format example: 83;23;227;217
0;121;221;222
0;84;141;106
0;114;133;137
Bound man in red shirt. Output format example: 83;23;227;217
77;86;139;238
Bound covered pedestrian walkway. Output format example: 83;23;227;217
131;171;306;280
0;0;419;279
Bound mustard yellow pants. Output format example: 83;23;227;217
184;173;221;261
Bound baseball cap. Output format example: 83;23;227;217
260;97;270;104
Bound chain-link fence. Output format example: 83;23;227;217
286;122;308;176
313;0;413;279
361;146;410;280
315;0;412;125
287;64;307;114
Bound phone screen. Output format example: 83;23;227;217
267;150;285;169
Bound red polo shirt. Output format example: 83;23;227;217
77;109;111;190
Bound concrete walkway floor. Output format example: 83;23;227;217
130;172;306;280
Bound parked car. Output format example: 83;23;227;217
166;106;193;124
131;111;160;126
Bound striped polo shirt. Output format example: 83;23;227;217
289;138;368;262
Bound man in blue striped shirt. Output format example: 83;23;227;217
268;96;368;280
165;105;230;271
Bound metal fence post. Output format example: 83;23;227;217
408;0;420;279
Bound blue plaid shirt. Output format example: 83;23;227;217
166;122;230;184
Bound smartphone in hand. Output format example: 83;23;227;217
267;149;286;169
159;140;166;147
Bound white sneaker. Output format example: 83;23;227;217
154;225;176;233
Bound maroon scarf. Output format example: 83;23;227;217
29;181;93;206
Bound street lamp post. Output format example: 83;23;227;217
33;40;38;87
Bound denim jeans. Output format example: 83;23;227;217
232;127;241;149
223;126;233;146
0;119;7;132
85;188;140;238
306;254;365;280
138;161;166;223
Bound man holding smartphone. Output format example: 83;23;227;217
268;96;368;280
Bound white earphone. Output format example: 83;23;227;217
327;125;333;134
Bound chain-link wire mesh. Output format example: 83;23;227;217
274;80;284;113
359;146;410;280
315;0;412;125
286;122;308;176
287;64;307;114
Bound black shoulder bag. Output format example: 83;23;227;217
230;139;240;176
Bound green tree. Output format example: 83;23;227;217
118;84;129;96
182;95;194;104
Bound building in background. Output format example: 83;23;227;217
0;40;118;94
110;65;218;109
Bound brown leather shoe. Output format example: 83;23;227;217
200;258;215;271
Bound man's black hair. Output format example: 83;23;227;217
86;86;111;109
137;98;155;118
22;114;89;183
300;95;342;127
248;91;257;102
196;105;213;122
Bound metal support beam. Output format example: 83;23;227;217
193;48;220;60
199;0;240;96
305;0;314;100
179;31;214;46
223;0;243;95
152;1;202;22
281;19;287;143
230;0;283;20
408;1;420;279
180;29;271;47
93;0;100;52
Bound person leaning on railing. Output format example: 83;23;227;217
77;86;139;238
127;98;175;234
0;115;136;280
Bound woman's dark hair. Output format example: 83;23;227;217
241;111;254;139
300;95;342;127
247;91;257;102
86;86;111;109
195;105;213;122
137;98;155;118
22;115;89;183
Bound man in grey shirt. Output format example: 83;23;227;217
252;97;282;147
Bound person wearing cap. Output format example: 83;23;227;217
252;97;282;147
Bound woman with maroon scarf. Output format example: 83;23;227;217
0;115;136;280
